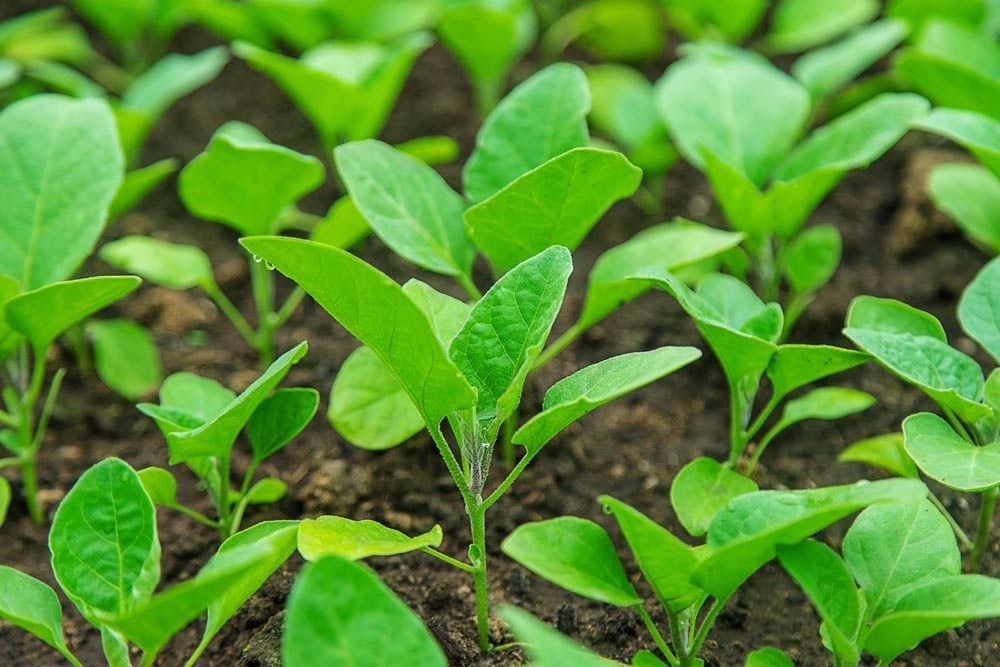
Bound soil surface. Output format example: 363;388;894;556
3;3;999;666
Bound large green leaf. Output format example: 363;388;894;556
283;557;446;667
502;516;641;606
465;148;640;273
693;478;927;598
670;457;758;537
241;237;475;429
50;458;160;622
655;50;810;186
0;94;123;289
297;516;442;561
100;236;214;291
464;63;590;203
6;276;140;352
903;412;1000;491
179;121;324;236
166;342;308;464
514;347;701;455
87;319;162;400
843;500;960;619
449;246;571;436
0;566;81;667
913;108;1000;179
959;256;1000;364
499;606;608;667
928;163;1000;254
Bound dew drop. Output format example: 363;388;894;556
264;260;276;271
251;254;263;264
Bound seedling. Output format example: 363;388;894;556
0;94;144;523
634;268;874;472
541;0;665;64
138;341;316;539
68;0;189;73
780;499;1000;666
655;46;929;336
0;457;299;667
843;257;1000;569
242;235;701;651
502;468;925;667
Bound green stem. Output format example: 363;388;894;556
250;259;276;366
18;346;48;524
0;457;22;468
970;486;998;572
0;410;16;428
21;454;41;524
532;322;583;372
929;491;974;551
635;605;679;666
473;76;502;118
744;423;781;476
457;272;483;301
216;456;232;540
273;287;307;330
201;281;257;349
429;425;474;507
689;596;729;658
470;503;490;651
500;408;517;467
483;450;534;511
727;385;743;468
32;369;65;452
780;290;812;342
172;502;222;529
422;547;476;573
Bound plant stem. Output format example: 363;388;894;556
469;502;490;651
970;486;998;571
172;503;222;529
17;346;48;524
202;281;257;349
929;492;974;551
249;259;275;366
483;450;535;511
744;423;781;476
20;455;41;524
457;272;482;301
473;77;502;118
274;287;307;330
216;456;232;540
635;605;679;665
532;322;583;372
422;547;476;573
689;596;728;658
500;408;517;467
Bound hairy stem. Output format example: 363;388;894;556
970;486;998;572
422;547;477;573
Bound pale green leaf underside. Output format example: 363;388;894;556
100;236;213;291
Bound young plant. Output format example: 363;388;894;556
0;457;299;667
67;0;188;73
502;466;925;667
779;499;1000;666
634;268;874;472
101;121;325;366
0;94;144;523
242;235;701;651
540;0;666;65
654;46;929;335
843;257;1000;569
758;0;879;54
137;341;316;539
328;63;741;458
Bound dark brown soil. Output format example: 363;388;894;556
2;4;999;666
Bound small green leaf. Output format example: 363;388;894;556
499;606;608;667
179;121;324;236
913;108;1000;180
464;63;590;203
50;458;161;622
167;342;308;464
777;540;860;663
766;344;869;401
100;236;213;291
0;477;8;526
745;647;794;667
137;467;179;507
845;295;947;340
774;387;876;432
335;139;474;277
283;557;446;667
6;276;140;352
87;319;162;400
248;387;318;462
243;478;287;504
310;196;371;249
959;257;1000;364
139;372;235;435
670;457;758;537
502;516;641;606
439;0;535;86
839;433;919;478
450;246;572;436
0;566;80;666
395;135;461;166
764;0;878;53
514;347;701;454
0;94;123;290
241;237;476;429
784;224;841;295
109;158;178;220
465;148;641;273
297;517;442;561
600;495;704;612
929;162;1000;254
903;412;1000;492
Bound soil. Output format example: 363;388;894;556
3;3;1000;666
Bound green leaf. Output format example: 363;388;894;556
179;121;324;236
864;575;1000;663
439;0;535;85
765;0;878;53
450;247;571;436
845;295;947;340
546;0;665;62
241;237;476;428
766;344;870;401
777;540;860;663
959;257;1000;364
913;108;1000;179
773;387;876;432
247;387;318;462
464;63;590;203
692;478;928;598
297;516;442;561
0;476;8;526
137;467;179;507
578;221;743;331
784;224;842;295
283;557;446;667
465;148;641;273
109;158;178;221
0;94;123;289
87;319;162;400
600;495;704;612
142;372;235;433
663;0;767;42
514;347;701;454
502;516;641;606
499;606;608;667
844;499;960;620
839;433;920;478
189;520;299;665
166;342;308;464
402;279;471;345
395;135;461;166
903;412;1000;491
586;63;664;151
928;163;1000;254
792;19;908;100
0;566;80;666
244;478;287;504
0;274;21;359
310;196;371;249
670;457;758;537
6;276;140;352
100;236;214;291
335;139;474;277
50;458;160;621
745;647;794;667
655;50;810;186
